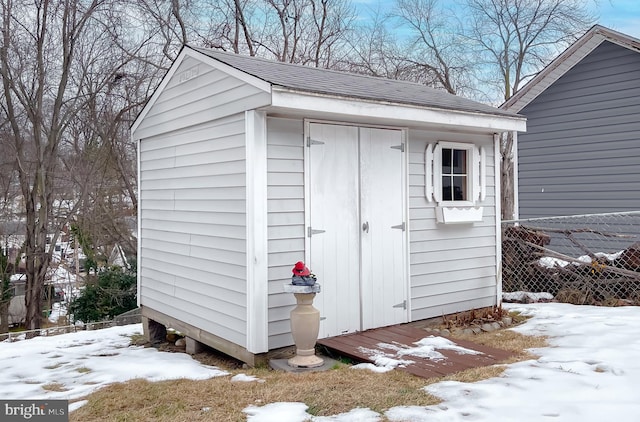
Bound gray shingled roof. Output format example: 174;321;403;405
190;46;521;119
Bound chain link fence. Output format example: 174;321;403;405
502;211;640;306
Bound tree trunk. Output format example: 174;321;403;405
501;131;515;220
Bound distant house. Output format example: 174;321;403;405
501;25;640;219
131;46;525;365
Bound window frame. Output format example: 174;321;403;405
435;142;475;206
425;141;487;223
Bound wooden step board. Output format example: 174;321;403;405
317;324;514;379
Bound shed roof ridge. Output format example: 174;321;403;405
186;45;522;119
189;45;455;92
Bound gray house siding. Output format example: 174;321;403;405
265;117;305;349
408;130;498;320
518;41;640;218
139;113;249;347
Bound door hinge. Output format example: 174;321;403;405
308;227;326;237
307;136;325;147
393;300;407;310
391;222;406;231
390;143;405;152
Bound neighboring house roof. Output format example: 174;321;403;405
189;46;521;119
501;25;640;113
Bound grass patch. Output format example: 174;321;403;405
70;316;547;421
44;362;66;370
76;367;92;374
42;382;69;392
71;368;439;421
451;329;547;362
129;333;147;346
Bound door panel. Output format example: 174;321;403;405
308;123;407;338
360;127;407;329
309;123;361;338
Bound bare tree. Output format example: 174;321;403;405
393;0;471;94
254;0;355;66
0;0;149;331
345;7;405;77
307;0;355;68
466;0;593;101
463;0;594;219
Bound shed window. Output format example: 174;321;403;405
441;147;469;201
425;141;487;223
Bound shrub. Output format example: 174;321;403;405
69;262;137;323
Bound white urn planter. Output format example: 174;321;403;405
283;283;323;368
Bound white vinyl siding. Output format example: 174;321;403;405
408;129;497;320
134;56;271;140
265;117;305;349
139;113;248;347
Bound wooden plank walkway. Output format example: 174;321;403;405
317;324;514;379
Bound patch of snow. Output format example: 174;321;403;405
243;402;311;422
356;346;414;369
539;256;571;268
596;250;624;261
351;363;394;373
68;400;87;412
231;373;265;383
3;303;640;421
385;405;440;421
312;407;381;421
399;336;484;357
0;323;228;400
503;291;554;302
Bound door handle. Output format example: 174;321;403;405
362;221;369;233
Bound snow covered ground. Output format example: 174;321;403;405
1;303;639;421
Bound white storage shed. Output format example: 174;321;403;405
131;46;526;364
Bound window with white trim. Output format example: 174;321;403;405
425;141;486;223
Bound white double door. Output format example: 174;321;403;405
307;122;407;339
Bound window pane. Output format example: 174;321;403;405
453;149;466;174
442;176;452;201
453;176;467;200
442;148;452;174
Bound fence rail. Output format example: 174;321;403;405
502;211;640;306
0;308;141;342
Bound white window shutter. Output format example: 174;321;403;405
433;143;442;203
472;147;481;201
424;144;434;202
479;146;487;201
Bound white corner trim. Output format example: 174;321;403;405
136;137;142;307
303;120;312;266
246;110;269;353
512;131;520;220
401;129;411;321
479;146;487;201
494;133;503;306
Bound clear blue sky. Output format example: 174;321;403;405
353;0;640;39
597;0;640;38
